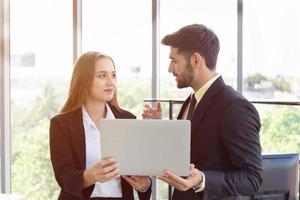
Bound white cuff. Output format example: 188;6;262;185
193;171;205;193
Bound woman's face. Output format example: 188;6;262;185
87;57;116;103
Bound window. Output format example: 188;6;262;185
254;104;300;153
82;0;152;117
244;0;300;101
160;0;237;102
10;0;72;198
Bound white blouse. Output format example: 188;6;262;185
82;104;122;198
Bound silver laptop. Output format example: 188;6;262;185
99;119;191;176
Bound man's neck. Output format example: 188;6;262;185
191;71;217;92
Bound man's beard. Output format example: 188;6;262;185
176;63;194;89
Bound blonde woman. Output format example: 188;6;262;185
50;51;151;200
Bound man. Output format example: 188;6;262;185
143;24;262;200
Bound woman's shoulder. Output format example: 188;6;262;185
109;104;136;119
51;107;82;122
119;108;136;119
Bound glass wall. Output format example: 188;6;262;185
160;0;237;103
82;0;152;117
254;104;300;154
10;0;72;199
244;0;300;101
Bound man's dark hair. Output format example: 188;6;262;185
162;24;220;70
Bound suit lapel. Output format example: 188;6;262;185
190;77;226;134
68;107;86;169
177;97;191;120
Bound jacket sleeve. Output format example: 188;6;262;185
50;117;87;198
203;100;263;196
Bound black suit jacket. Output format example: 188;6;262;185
172;77;263;200
50;104;151;200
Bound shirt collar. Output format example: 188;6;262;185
82;103;115;127
194;74;221;104
105;104;115;119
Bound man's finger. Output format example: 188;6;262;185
142;113;153;118
156;101;162;111
190;164;195;169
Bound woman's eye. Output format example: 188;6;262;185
98;74;105;78
112;73;116;78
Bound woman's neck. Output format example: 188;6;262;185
84;100;107;125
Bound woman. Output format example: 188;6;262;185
50;51;151;200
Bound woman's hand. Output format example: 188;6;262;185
122;176;151;192
83;157;120;187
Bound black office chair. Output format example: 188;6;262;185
252;154;299;200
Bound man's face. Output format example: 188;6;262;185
168;47;194;88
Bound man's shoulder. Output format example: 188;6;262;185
220;85;249;103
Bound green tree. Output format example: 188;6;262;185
260;106;300;153
271;75;292;93
11;82;63;200
245;73;268;89
12;119;59;199
118;79;150;117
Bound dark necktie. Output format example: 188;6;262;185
186;94;196;120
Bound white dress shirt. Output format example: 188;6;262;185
82;104;122;198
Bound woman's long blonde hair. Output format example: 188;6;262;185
60;51;121;113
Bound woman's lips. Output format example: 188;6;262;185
104;89;114;93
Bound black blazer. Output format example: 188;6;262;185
172;77;263;200
50;104;151;200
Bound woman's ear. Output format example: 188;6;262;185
190;52;202;69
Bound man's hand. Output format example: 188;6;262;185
158;164;203;191
142;101;162;119
122;176;151;192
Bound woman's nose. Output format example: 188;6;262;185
106;75;115;85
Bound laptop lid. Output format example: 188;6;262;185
99;119;191;176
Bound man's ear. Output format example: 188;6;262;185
190;52;203;69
